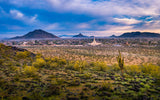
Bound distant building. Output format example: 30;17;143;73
23;42;28;46
88;37;101;46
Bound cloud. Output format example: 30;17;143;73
98;25;135;36
9;9;38;24
142;20;160;30
31;14;38;22
44;23;62;30
10;9;24;18
114;18;142;25
3;0;160;17
1;0;47;9
75;23;90;29
46;0;160;17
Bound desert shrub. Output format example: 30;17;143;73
99;81;114;91
45;57;67;68
56;78;65;85
125;65;141;75
0;59;4;65
49;62;59;68
51;57;67;66
58;58;67;65
2;61;13;67
111;64;120;71
16;51;30;59
73;61;80;70
141;64;160;78
7;96;23;100
51;78;58;85
46;60;57;68
73;61;88;73
83;73;92;79
23;66;37;76
9;66;19;72
65;61;74;70
36;53;43;58
93;61;109;72
157;62;160;66
44;84;61;96
70;78;81;86
29;92;44;100
90;62;97;67
32;58;46;68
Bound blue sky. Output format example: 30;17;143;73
0;0;160;38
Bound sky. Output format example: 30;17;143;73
0;0;160;38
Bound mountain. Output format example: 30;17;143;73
119;32;160;38
110;35;118;38
11;29;59;39
73;33;88;38
59;35;74;38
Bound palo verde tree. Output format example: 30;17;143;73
117;50;124;76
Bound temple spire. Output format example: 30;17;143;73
93;36;96;42
88;36;101;46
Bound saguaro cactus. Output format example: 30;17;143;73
117;50;124;76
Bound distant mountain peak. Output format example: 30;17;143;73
11;29;59;39
119;31;160;38
110;34;117;38
33;29;45;32
78;33;83;35
73;33;88;38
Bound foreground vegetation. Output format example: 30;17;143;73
0;43;160;100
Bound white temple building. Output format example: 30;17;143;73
88;37;101;46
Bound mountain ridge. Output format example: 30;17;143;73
119;31;160;38
11;29;59;39
73;33;88;38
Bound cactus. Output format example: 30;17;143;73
117;50;124;76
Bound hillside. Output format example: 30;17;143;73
73;33;88;38
0;43;35;59
11;29;59;39
119;31;160;38
0;43;36;68
0;43;160;99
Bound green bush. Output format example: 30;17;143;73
51;57;67;66
49;62;59;68
0;59;4;65
16;51;31;59
83;73;92;79
111;64;120;71
141;64;160;78
45;57;67;68
125;65;141;75
65;61;74;70
100;81;114;91
93;61;109;72
32;58;46;68
73;61;88;73
23;66;37;76
36;53;43;58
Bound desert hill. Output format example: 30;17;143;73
11;29;59;39
119;32;160;38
